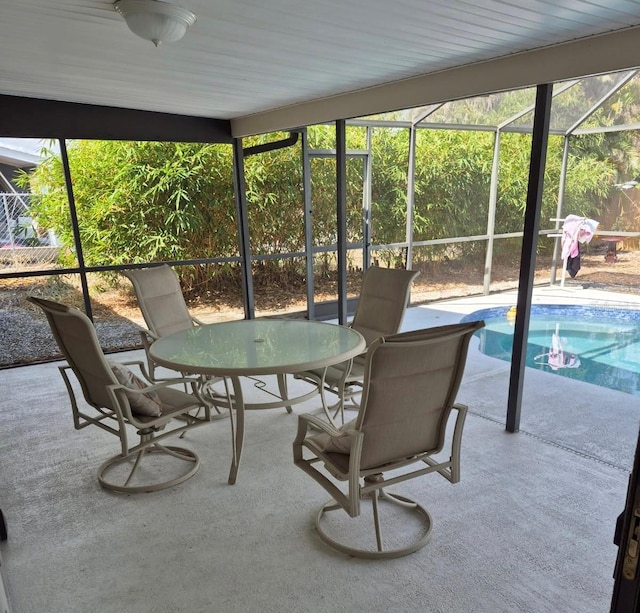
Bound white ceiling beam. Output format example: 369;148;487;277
231;26;640;137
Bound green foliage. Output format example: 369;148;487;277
370;128;410;247
18;101;631;293
243;133;305;253
19;141;237;291
412;129;493;261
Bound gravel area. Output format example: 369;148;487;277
0;306;144;367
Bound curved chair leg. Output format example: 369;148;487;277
323;384;362;425
200;378;232;421
277;373;293;413
97;443;200;494
314;490;433;559
319;380;340;425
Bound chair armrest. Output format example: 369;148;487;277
449;403;468;483
293;412;364;517
293;413;361;459
119;359;153;382
293;413;344;457
298;413;344;436
121;358;202;388
139;329;158;344
132;378;201;395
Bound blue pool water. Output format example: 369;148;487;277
460;305;640;396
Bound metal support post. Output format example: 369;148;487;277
506;83;553;433
232;137;254;319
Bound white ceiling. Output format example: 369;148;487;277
2;0;640;137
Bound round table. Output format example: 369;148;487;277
149;319;365;483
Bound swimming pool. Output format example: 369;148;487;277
460;305;640;396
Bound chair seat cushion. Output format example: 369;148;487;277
302;357;365;387
155;385;201;415
310;419;357;454
108;362;163;417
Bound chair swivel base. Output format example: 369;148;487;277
97;445;200;494
315;492;433;559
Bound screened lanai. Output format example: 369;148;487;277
2;3;640;609
2;71;640;370
1;70;639;448
2;80;640;610
353;68;640;289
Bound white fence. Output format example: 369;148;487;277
0;193;59;271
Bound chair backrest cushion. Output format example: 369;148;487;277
356;321;483;470
123;265;194;338
351;266;419;346
108;362;163;416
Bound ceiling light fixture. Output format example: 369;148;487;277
114;0;196;47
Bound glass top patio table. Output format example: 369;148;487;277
149;318;365;377
149;319;366;484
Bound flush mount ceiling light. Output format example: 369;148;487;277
114;0;196;47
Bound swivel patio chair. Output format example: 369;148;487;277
295;265;419;424
123;264;228;415
293;321;484;559
122;264;206;381
28;296;212;494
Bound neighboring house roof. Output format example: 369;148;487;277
0;139;45;168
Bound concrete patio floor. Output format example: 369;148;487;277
0;285;638;612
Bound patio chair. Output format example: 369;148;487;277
122;264;206;380
295;266;419;424
123;264;229;416
27;296;212;494
293;321;484;559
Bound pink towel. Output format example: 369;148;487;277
561;215;599;260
